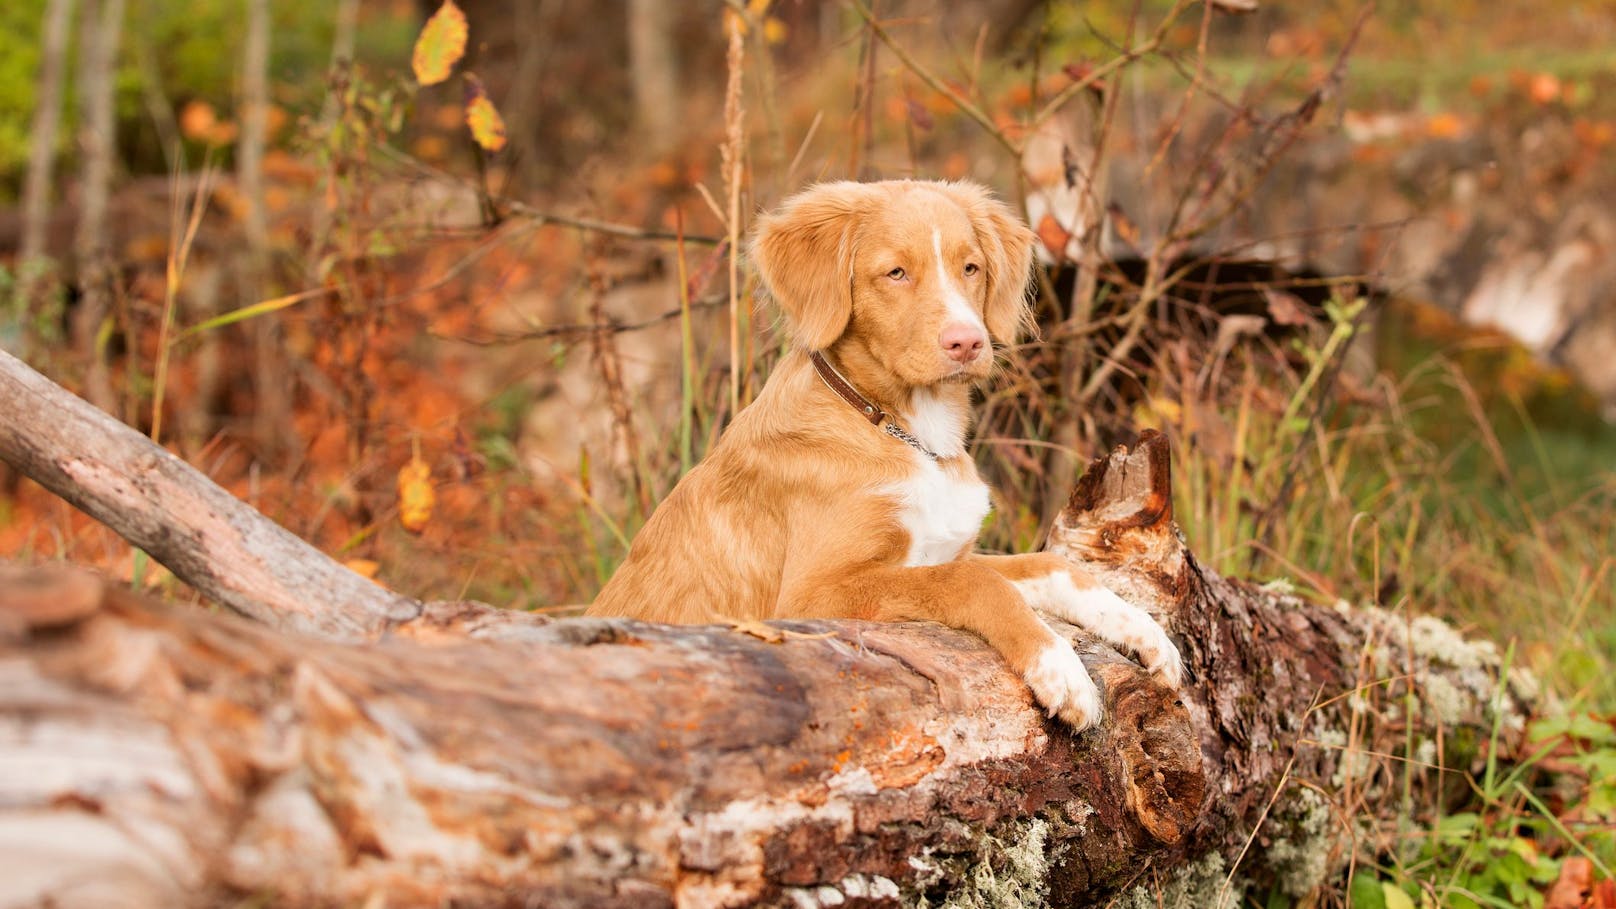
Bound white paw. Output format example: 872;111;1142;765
1141;628;1185;689
1017;572;1184;689
1023;642;1103;730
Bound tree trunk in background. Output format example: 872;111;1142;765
70;0;125;414
238;0;289;461
627;0;679;152
305;0;358;285
0;370;1535;908
503;0;557;191
319;0;359;127
18;0;78;305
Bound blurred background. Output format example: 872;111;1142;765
0;4;1614;898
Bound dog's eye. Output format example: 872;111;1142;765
964;263;980;277
886;267;906;280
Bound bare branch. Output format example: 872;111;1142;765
846;0;1020;156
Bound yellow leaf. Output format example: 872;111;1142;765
174;287;328;342
462;73;507;152
1147;395;1183;424
1382;882;1416;909
397;453;435;534
412;0;468;86
344;559;380;579
762;16;788;45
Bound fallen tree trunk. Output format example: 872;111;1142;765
0;349;421;639
0;352;1532;907
1;564;1206;908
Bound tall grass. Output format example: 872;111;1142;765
1100;298;1616;905
1158;304;1616;711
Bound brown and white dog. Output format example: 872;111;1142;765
588;180;1181;729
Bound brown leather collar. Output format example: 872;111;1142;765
809;351;943;461
810;351;885;426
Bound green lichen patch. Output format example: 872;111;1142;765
1263;787;1339;896
908;817;1056;909
1113;851;1244;909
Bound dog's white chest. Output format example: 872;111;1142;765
883;459;991;567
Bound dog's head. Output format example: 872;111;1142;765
750;180;1035;387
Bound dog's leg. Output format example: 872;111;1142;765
784;562;1105;730
971;553;1184;688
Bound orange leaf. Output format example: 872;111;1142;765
1036;214;1072;261
179;100;218;141
1529;72;1562;105
413;0;468;86
1544;856;1592;909
397;454;435;534
463;73;507;152
762;16;788;45
1426;112;1464;139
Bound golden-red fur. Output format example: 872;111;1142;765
588;180;1180;728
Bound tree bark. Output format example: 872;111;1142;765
0;346;1534;907
627;0;679;153
237;0;291;460
70;0;125;413
18;0;78;300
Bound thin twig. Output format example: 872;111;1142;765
846;0;1019;156
151;160;218;445
585;245;654;519
505;200;723;246
1141;0;1214;180
721;13;747;413
1030;0;1194;132
1167;6;1371;249
1219;753;1298;908
433;296;728;347
374;143;722;245
371;219;544;310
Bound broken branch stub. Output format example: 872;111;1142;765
1047;428;1201;624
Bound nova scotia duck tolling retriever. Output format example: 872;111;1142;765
588;179;1182;729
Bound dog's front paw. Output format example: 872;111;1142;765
1141;629;1185;689
1023;641;1103;730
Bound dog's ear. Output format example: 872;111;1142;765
749;182;869;351
939;182;1037;345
